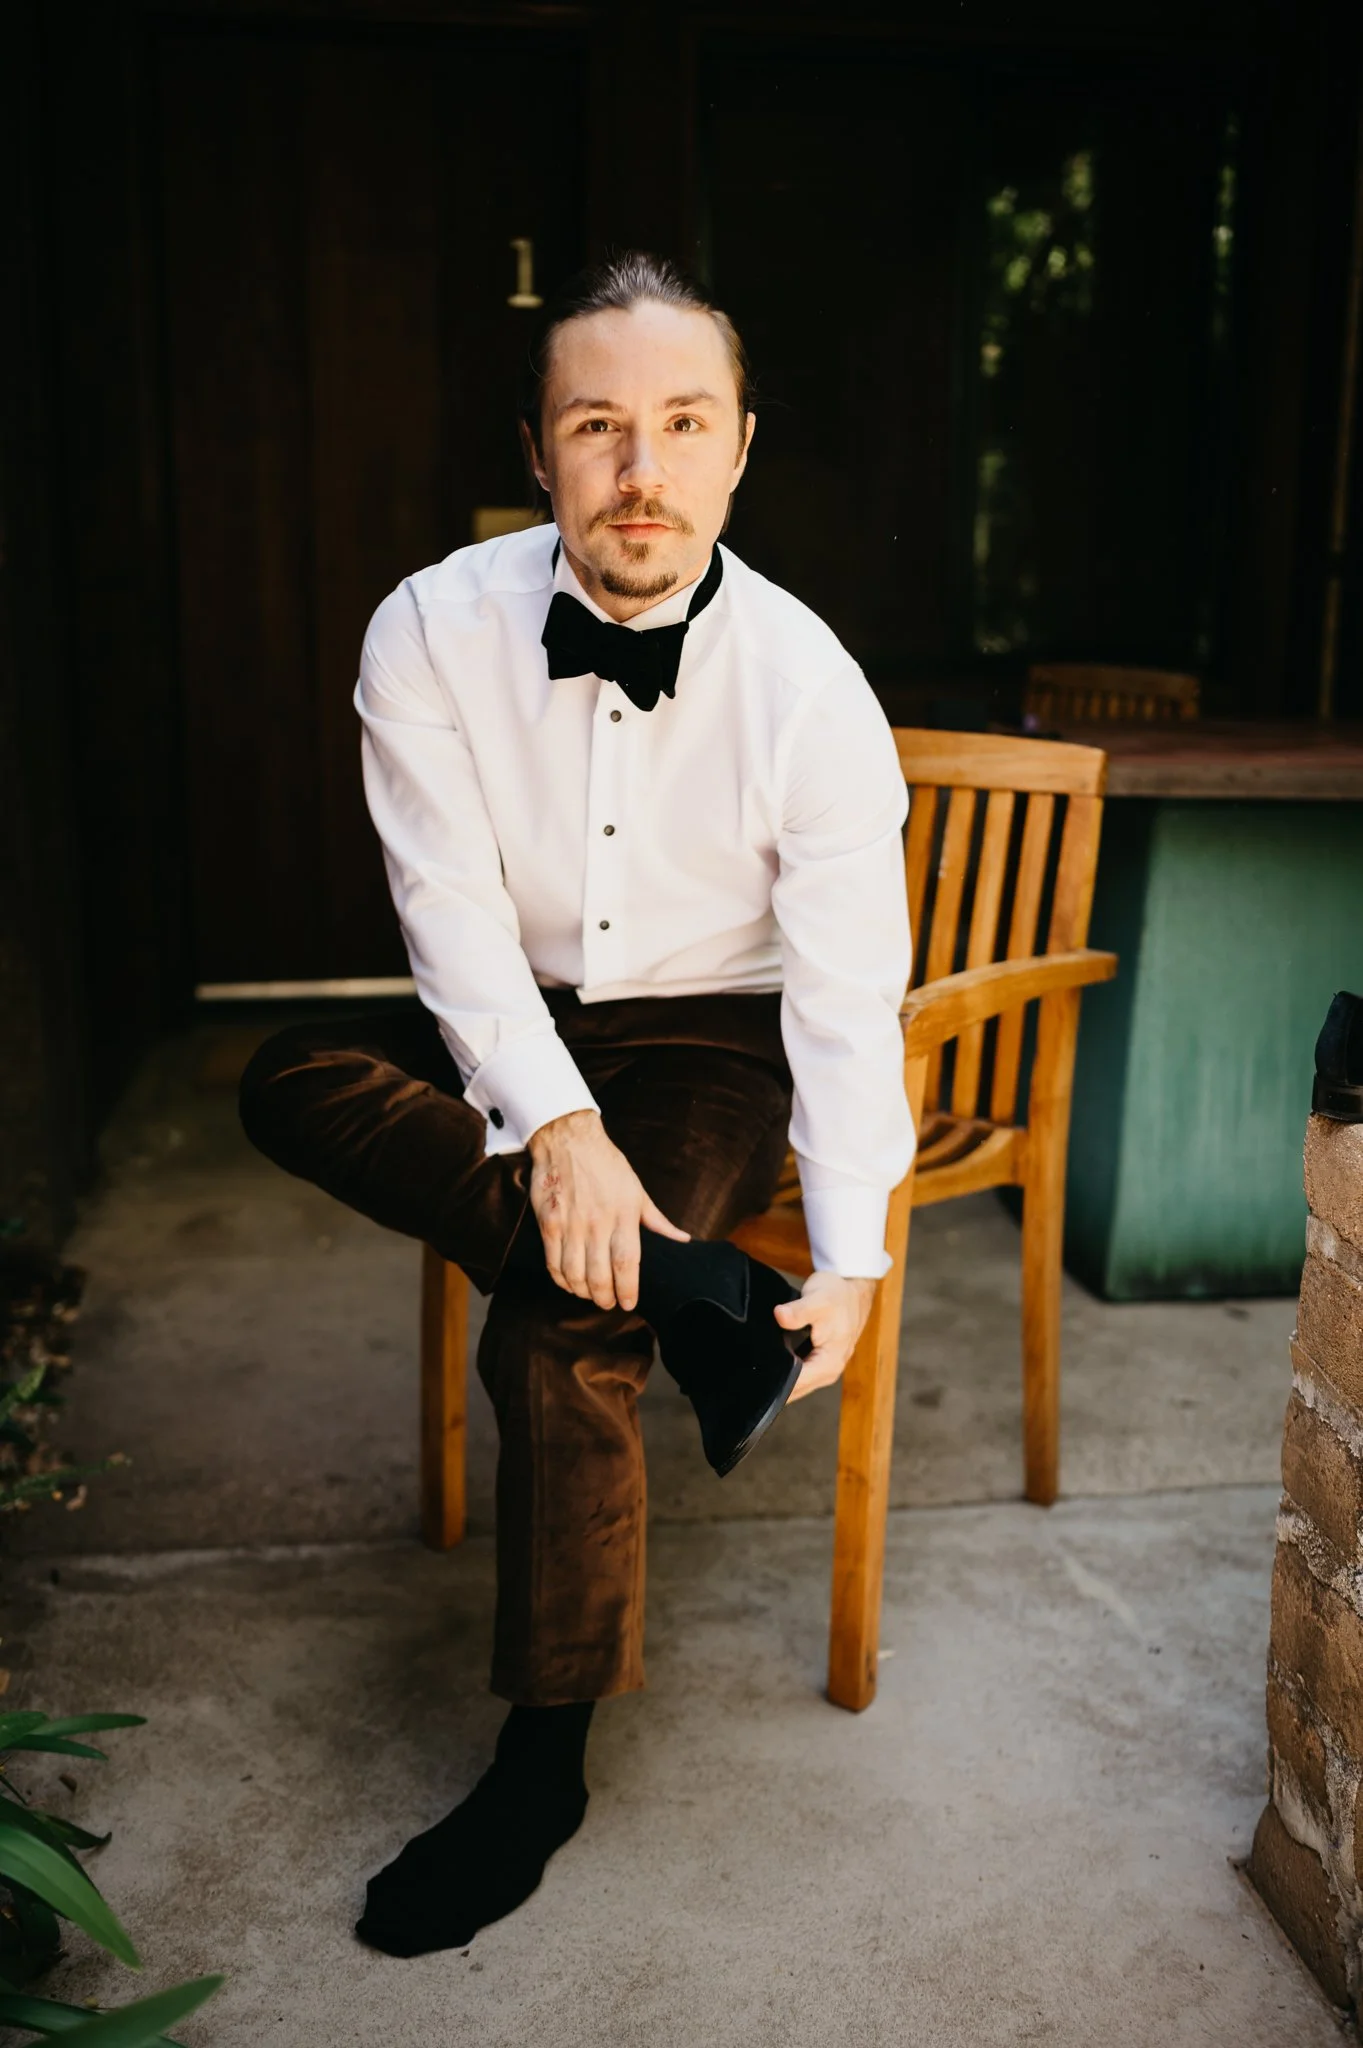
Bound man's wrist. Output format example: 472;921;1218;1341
527;1107;601;1159
805;1271;879;1310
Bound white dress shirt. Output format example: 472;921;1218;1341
356;522;914;1278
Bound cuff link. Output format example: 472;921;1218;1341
488;1107;505;1129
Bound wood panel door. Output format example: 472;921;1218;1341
158;25;586;984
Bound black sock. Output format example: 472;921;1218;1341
500;1206;749;1327
356;1702;595;1957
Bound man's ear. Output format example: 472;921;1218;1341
519;419;550;496
732;410;756;486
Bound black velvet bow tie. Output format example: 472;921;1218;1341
541;547;723;711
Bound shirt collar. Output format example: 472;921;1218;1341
550;532;709;633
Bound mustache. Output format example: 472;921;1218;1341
589;499;695;538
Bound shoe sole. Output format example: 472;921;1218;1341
711;1344;805;1478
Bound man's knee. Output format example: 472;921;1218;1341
658;1096;793;1241
238;1022;345;1167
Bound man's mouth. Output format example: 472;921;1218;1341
610;521;673;535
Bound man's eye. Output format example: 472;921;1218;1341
580;419;613;434
671;417;702;433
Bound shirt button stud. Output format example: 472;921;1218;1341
599;919;610;930
603;824;615;836
610;709;622;722
488;1107;505;1129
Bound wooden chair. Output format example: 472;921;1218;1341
417;728;1118;1713
1025;663;1200;725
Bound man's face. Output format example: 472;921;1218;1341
528;300;755;620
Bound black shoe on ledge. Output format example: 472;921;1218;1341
1314;991;1363;1124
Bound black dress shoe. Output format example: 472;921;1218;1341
653;1248;813;1477
1314;991;1363;1123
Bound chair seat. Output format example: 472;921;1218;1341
911;1111;1024;1204
729;1114;1025;1273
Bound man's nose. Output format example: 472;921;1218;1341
616;431;667;496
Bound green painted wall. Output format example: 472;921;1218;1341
1064;801;1363;1300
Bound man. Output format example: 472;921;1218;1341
239;252;913;1957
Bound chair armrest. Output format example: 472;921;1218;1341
900;949;1118;1057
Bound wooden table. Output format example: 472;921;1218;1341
1085;721;1363;800
1049;723;1363;1299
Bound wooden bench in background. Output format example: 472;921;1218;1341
1026;662;1200;725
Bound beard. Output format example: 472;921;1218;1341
598;561;682;599
588;497;694;600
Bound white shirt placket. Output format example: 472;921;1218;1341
580;679;632;988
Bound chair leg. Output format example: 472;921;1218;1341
420;1244;468;1549
1020;1182;1061;1507
827;1062;923;1712
1020;989;1081;1507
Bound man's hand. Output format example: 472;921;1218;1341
527;1109;689;1311
774;1272;877;1401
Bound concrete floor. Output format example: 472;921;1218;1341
0;1023;1340;2045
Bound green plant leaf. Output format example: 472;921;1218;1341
7;1739;110;1761
0;1465;118;1510
0;1802;84;1859
0;1823;138;1968
0;1365;49;1427
0;1716;51;1747
0;1972;222;2043
25;1811;111;1852
34;1719;145;1739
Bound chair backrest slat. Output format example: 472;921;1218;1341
950;790;1015;1116
895;727;1107;1128
989;793;1054;1124
921;788;976;986
1047;793;1104;952
920;788;976;1106
903;784;938;962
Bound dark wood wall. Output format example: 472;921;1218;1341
705;51;970;677
158;22;588;982
2;3;90;1244
6;0;1361;1247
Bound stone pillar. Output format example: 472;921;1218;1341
1251;1113;1363;2009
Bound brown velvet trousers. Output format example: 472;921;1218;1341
238;989;793;1705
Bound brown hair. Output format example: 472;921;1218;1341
518;251;755;454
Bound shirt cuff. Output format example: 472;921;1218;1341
460;1028;601;1154
798;1185;893;1280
